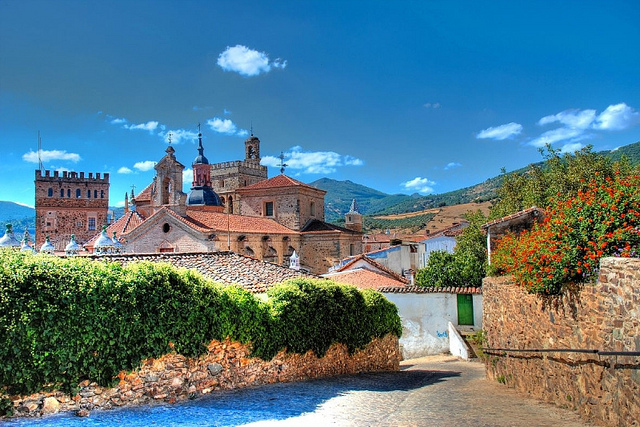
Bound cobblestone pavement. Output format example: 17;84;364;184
244;355;593;427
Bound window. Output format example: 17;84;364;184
264;201;274;217
87;190;91;198
101;190;104;199
60;189;65;197
88;217;96;231
94;190;98;198
67;189;71;198
76;221;83;227
310;202;316;217
163;223;171;233
350;244;355;256
76;189;81;198
48;188;53;197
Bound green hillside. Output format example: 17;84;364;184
0;202;35;231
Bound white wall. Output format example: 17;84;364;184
382;292;483;359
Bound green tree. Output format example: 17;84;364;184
416;210;487;288
490;145;634;219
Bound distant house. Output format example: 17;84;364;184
332;241;425;281
379;285;483;359
419;222;468;265
322;254;409;289
482;207;546;264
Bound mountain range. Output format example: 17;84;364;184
2;141;639;229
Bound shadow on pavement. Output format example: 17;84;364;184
3;369;461;427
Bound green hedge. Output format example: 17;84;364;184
0;250;401;398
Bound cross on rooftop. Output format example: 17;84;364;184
278;152;288;174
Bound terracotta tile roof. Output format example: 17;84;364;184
378;285;483;294
324;268;407;290
300;219;359;234
336;254;409;284
84;210;146;248
481;206;546;230
186;210;298;234
83;251;318;293
134;183;153;202
422;222;468;240
237;174;326;194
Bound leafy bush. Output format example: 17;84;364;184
490;172;640;294
266;278;401;357
415;210;487;287
0;253;401;396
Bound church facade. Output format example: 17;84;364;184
83;132;363;274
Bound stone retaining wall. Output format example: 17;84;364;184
483;257;640;427
8;334;400;418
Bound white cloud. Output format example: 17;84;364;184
206;117;248;136
217;45;287;77
560;142;584;153
124;121;159;133
593;103;640;130
183;168;193;188
133;161;156;172
118;167;133;174
401;177;436;195
424;102;441;109
23;149;81;163
529;127;584;148
476;122;523;140
538;109;596;129
261;146;364;175
160;129;199;144
444;162;462;170
113;200;126;208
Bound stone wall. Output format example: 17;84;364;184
7;334;400;419
483;257;640;427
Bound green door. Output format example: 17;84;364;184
457;294;474;325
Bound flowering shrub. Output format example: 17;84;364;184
490;172;640;294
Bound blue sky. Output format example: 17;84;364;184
1;0;640;208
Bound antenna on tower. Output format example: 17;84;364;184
37;131;43;172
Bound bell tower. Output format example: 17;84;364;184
245;134;261;163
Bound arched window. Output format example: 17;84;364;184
101;190;104;199
310;202;316;217
76;189;81;198
87;190;91;198
67;189;71;198
48;188;53;197
60;189;64;197
94;190;98;198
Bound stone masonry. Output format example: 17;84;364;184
482;257;640;427
35;169;109;250
7;334;400;419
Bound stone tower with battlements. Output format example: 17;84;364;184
35;169;110;251
210;134;268;214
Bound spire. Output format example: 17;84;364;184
124;192;129;213
348;199;359;214
194;125;209;165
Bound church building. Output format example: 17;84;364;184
84;131;363;274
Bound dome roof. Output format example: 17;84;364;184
40;236;55;254
186;187;222;206
65;234;82;255
94;226;115;254
0;224;21;248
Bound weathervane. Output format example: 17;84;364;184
168;132;173;145
197;123;201;134
130;184;136;197
278;151;288;174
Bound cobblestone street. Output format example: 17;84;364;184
4;355;594;427
245;355;593;427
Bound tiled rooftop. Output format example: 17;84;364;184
481;206;545;229
324;268;407;290
378;285;483;294
237;174;326;193
186;209;298;234
300;219;359;234
336;254;409;284
83;251;318;293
